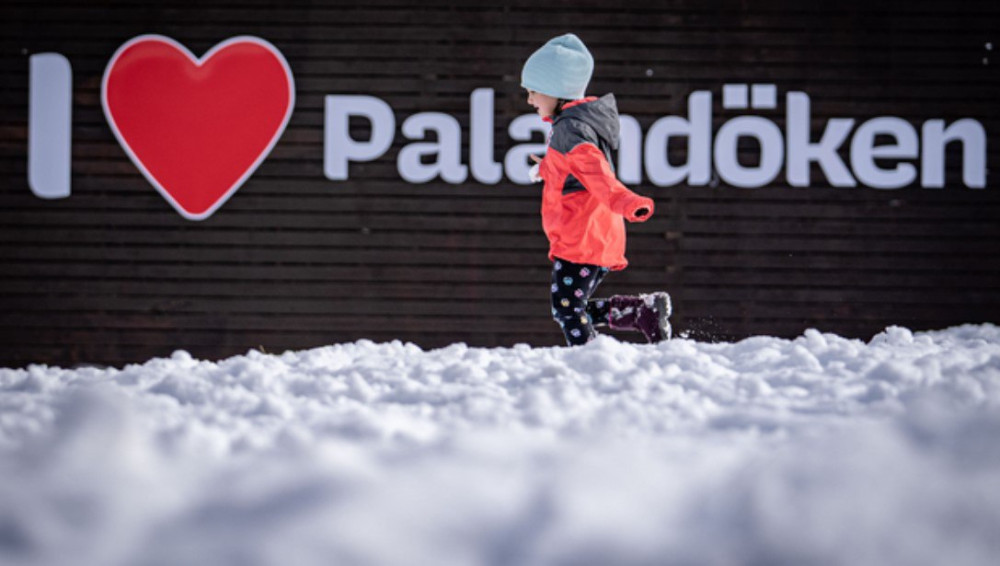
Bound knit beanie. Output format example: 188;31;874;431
521;33;594;100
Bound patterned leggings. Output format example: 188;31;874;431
550;257;612;346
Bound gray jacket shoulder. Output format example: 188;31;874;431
549;118;599;154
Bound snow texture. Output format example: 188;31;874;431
2;325;1000;566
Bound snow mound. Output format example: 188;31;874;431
2;325;999;565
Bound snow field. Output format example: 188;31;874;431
1;325;999;565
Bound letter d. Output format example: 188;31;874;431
324;95;395;180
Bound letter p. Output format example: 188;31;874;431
324;95;395;180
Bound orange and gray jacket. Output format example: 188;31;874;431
538;94;654;270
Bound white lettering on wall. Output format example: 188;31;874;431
469;87;503;184
786;92;856;187
320;86;988;190
324;95;395;180
714;116;784;188
398;112;467;183
28;53;73;199
617;115;642;184
504;114;549;185
850;117;919;190
921;119;987;188
644;91;712;187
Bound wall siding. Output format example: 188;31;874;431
1;0;998;367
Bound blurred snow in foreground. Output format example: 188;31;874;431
2;325;999;566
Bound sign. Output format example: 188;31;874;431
26;36;989;222
326;86;987;190
102;35;295;220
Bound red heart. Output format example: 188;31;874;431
102;35;294;220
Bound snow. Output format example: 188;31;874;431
2;325;1000;566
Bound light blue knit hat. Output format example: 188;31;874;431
521;33;594;100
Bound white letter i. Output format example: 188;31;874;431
28;53;72;199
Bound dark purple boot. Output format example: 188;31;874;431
608;293;672;343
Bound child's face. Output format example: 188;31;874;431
526;89;559;118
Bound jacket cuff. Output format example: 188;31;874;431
625;198;655;222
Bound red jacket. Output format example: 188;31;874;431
537;95;654;270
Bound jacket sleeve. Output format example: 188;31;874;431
566;142;654;222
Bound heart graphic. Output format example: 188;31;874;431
102;35;295;220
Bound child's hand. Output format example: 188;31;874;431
529;154;544;183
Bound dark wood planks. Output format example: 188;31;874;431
1;0;998;367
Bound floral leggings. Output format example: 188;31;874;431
550;257;612;346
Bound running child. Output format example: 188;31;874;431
521;33;672;345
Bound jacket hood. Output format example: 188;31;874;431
555;94;621;150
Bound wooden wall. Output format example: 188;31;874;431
2;0;998;367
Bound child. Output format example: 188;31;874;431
521;33;672;346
